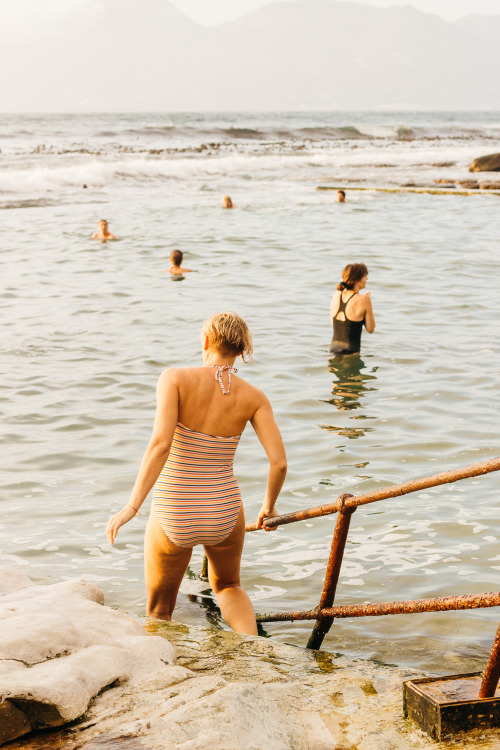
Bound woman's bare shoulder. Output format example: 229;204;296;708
239;380;270;410
158;366;199;385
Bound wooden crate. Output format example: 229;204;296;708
403;672;500;740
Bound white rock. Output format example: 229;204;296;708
0;568;33;596
0;570;182;742
2;639;176;723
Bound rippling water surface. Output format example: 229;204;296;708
1;112;499;673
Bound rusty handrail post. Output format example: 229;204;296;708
200;555;209;581
306;494;355;650
479;623;500;699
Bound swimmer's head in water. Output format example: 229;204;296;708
337;190;346;202
202;311;253;361
222;195;233;208
170;249;183;266
99;219;108;229
337;263;368;291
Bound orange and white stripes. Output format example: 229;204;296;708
152;422;242;548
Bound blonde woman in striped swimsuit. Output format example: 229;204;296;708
106;312;287;635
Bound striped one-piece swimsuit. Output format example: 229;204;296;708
152;422;242;548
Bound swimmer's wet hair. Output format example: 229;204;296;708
170;249;183;265
202;311;253;361
338;263;368;291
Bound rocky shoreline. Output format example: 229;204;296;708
1;569;498;749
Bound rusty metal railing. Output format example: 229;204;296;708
201;457;500;649
479;623;500;699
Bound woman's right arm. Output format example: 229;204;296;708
106;369;179;544
250;393;287;530
330;291;339;322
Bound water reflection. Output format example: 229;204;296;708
320;354;378;438
183;564;225;628
181;565;273;635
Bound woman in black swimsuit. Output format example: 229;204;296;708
329;263;375;354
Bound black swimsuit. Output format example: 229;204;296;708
329;292;364;354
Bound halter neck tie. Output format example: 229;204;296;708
210;364;238;395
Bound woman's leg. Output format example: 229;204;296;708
204;505;257;635
144;510;192;620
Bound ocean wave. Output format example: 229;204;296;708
3;112;500;151
0;198;58;210
93;122;500;144
219;127;263;139
122;124;179;137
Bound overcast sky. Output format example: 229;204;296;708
5;0;500;27
170;0;500;25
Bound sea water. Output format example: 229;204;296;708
1;111;499;673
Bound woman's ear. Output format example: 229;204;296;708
203;334;210;351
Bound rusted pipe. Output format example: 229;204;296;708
256;591;500;623
200;555;209;581
479;623;500;699
246;457;500;532
306;496;355;649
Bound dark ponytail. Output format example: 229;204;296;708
337;263;368;292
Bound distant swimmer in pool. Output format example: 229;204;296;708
337;190;346;203
165;250;193;276
92;219;116;241
222;195;235;209
329;263;375;355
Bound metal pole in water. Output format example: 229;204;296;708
306;494;355;650
479;623;500;699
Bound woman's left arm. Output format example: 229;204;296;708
106;369;179;544
363;292;375;333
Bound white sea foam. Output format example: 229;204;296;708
0;111;498;201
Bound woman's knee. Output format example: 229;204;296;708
209;569;241;594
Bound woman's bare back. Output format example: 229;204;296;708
171;366;265;437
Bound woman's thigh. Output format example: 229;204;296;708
203;504;245;591
144;510;192;599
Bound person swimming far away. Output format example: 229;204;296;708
222;195;235;208
105;311;287;635
92;219;116;241
329;263;375;355
163;249;193;277
337;190;346;203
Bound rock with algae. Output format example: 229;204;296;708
2;569;499;749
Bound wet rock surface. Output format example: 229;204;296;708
0;699;31;744
2;570;499;749
479;181;500;190
433;177;500;192
469;153;500;172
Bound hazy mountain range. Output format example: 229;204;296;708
2;0;500;111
